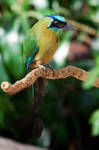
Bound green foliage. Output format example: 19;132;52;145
83;36;99;89
89;110;99;136
0;30;25;78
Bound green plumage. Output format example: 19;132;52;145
23;32;38;69
23;15;75;69
23;15;74;104
23;17;60;69
23;33;37;62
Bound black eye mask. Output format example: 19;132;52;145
50;19;67;29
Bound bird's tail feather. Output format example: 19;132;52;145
33;77;48;112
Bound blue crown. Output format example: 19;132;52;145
45;15;66;22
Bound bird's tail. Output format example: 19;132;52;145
32;77;47;112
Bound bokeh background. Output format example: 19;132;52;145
0;0;99;150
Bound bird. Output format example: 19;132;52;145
23;15;75;112
23;15;75;138
23;14;75;70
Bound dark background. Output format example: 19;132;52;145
0;0;99;150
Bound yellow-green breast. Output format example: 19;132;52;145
30;17;60;65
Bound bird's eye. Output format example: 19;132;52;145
54;20;59;24
49;20;59;28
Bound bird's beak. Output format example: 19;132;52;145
62;23;76;30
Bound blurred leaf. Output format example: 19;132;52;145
76;31;86;43
71;0;82;10
4;0;17;6
20;17;30;34
82;36;99;89
32;0;49;9
21;0;29;10
82;67;99;89
87;0;99;6
89;8;99;23
91;37;99;66
39;8;54;15
89;110;99;136
0;30;25;79
0;54;10;83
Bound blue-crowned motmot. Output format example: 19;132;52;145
23;15;75;70
23;15;75;106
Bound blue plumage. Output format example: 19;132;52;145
46;15;67;31
51;27;58;31
26;56;33;69
45;15;66;22
26;45;38;69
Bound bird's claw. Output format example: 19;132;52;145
36;63;45;70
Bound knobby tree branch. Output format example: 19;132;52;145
1;66;99;95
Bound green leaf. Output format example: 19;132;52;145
4;0;17;6
89;110;99;136
82;67;99;89
0;54;9;83
1;30;25;79
87;0;99;6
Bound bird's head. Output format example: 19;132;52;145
45;15;75;31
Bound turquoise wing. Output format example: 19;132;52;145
23;33;38;69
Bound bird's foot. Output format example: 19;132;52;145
47;64;56;76
36;62;45;70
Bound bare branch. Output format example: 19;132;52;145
1;66;99;95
